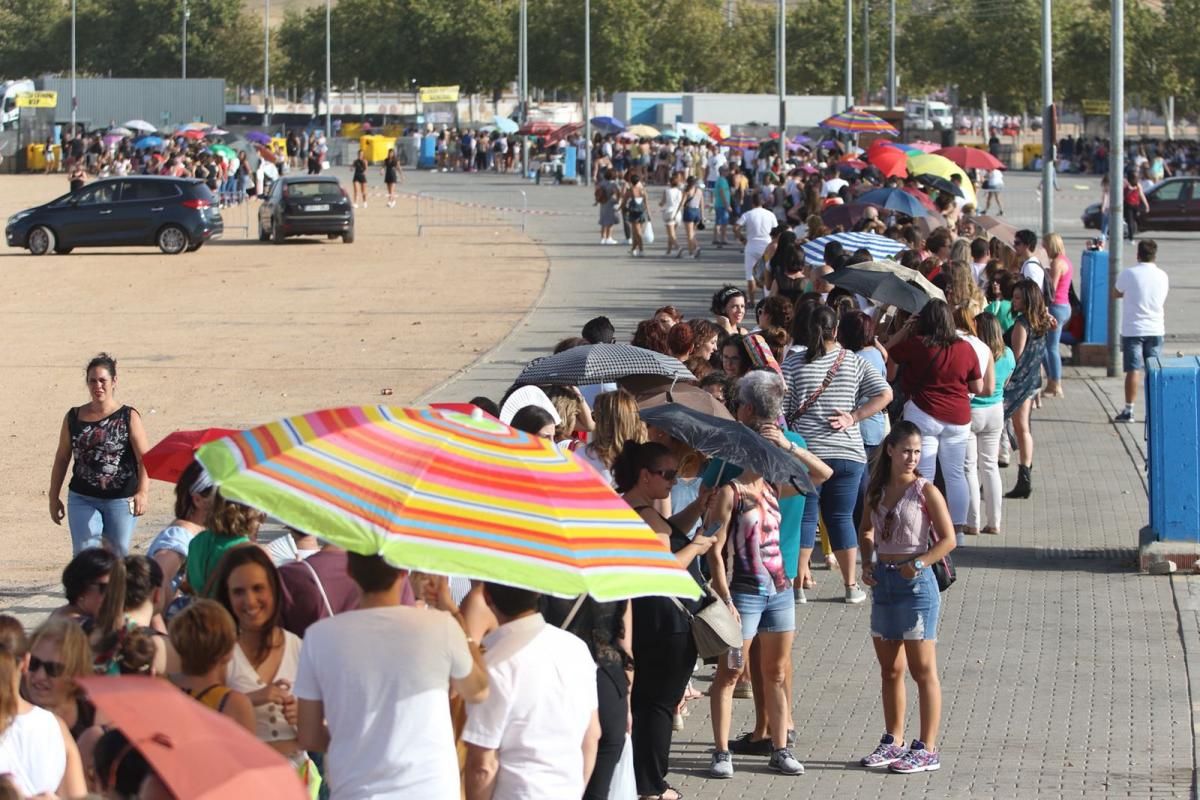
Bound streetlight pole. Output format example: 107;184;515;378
887;0;895;108
264;0;270;128
777;0;786;147
1107;0;1124;377
182;0;189;80
70;0;76;134
519;0;528;178
324;0;331;139
863;0;869;105
844;0;853;109
1040;0;1053;235
584;0;591;186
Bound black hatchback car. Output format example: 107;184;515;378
258;175;354;244
5;176;223;255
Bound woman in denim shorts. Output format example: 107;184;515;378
858;421;958;775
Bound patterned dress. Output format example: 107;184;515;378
1003;315;1046;419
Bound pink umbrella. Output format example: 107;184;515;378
908;140;941;153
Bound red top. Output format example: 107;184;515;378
890;336;981;425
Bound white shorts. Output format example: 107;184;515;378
744;241;769;281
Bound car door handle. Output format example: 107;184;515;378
98;209;112;215
150;207;164;212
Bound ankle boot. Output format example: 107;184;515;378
1005;465;1032;499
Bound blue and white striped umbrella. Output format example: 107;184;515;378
802;232;907;265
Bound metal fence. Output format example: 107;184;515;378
414;190;527;236
216;189;253;238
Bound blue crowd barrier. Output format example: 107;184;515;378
1080;249;1109;345
1146;356;1200;542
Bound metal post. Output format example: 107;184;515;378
519;0;528;179
778;0;786;147
324;0;332;139
863;0;869;104
584;0;591;185
264;0;270;127
181;0;188;80
1107;0;1124;378
844;0;853;108
1040;0;1053;236
70;0;76;134
887;0;895;108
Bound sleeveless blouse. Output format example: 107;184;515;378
728;483;786;595
0;706;66;797
872;477;931;557
67;405;139;499
226;631;302;742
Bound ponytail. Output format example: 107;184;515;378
93;555;128;642
805;305;837;363
0;616;29;735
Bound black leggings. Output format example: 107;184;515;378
631;631;696;795
584;662;629;800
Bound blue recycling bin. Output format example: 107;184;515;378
1080;249;1109;345
1146;356;1200;542
418;135;437;169
563;145;578;181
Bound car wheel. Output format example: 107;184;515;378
54;245;74;254
27;225;55;256
157;225;189;255
272;220;286;244
342;228;355;244
258;221;269;242
187;242;202;252
327;233;339;240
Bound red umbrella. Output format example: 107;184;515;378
517;121;556;136
867;145;910;178
79;677;308;800
933;146;1005;171
143;428;240;483
181;129;206;140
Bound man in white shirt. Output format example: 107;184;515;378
1014;229;1045;290
463;584;600;800
735;192;777;305
705;145;727;188
296;555;489;799
970;237;991;290
1113;239;1169;423
821;166;847;198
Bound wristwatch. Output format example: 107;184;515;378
912;559;926;571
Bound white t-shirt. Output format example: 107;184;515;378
462;615;599;800
821;177;848;197
294;606;473;800
705;152;727;183
972;259;990;290
737;207;776;244
959;331;992;399
1021;257;1045;290
0;706;66;797
1115;261;1169;337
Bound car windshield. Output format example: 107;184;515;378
288;182;337;197
47;192;76;207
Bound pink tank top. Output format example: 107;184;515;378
1053;256;1073;305
872;477;932;557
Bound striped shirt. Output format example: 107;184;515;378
781;345;890;464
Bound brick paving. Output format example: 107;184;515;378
3;170;1196;798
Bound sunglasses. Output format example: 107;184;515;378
881;509;898;542
28;655;66;678
648;468;679;482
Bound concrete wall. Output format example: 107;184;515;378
682;94;843;128
37;78;225;128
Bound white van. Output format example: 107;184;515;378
1;80;36;130
905;99;953;130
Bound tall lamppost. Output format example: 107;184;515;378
70;0;76;134
182;0;189;79
264;0;270;127
583;0;591;185
324;0;332;139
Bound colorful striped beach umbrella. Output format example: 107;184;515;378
802;232;906;264
720;135;758;149
196;405;701;602
818;108;899;136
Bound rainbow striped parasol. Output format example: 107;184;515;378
819;108;899;136
196;405;700;601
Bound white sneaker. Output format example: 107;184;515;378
709;751;734;779
363;202;368;209
353;202;358;208
845;585;868;604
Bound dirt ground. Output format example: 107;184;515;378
0;173;547;588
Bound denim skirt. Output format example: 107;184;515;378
870;563;940;641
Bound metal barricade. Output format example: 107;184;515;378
415;190;527;237
217;188;252;239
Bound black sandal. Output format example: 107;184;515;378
639;788;683;800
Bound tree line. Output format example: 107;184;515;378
1;0;1196;119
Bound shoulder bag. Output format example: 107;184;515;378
785;348;847;427
916;482;956;592
670;586;742;659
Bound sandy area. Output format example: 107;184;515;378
0;173;547;588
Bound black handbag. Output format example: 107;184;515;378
923;495;956;592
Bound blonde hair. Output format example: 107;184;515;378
946;261;985;336
545;386;582;440
1043;232;1065;260
587;389;647;468
28;617;92;695
206;491;266;541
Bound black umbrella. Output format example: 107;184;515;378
514;344;695;387
639;404;816;495
825;266;934;315
915;173;964;198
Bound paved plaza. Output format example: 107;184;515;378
4;168;1198;798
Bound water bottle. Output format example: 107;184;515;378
727;646;743;670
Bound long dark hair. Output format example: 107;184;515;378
769;230;803;274
804;305;838;362
211;545;283;665
864;420;923;514
612;441;671;494
917;299;959;348
1013;278;1052;336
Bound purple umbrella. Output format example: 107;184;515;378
792;134;814;145
244;131;272;145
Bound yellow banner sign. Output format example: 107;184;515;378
419;85;460;104
16;91;58;108
1082;99;1111;115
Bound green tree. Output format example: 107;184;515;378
0;0;68;77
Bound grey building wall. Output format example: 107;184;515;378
37;78;225;128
